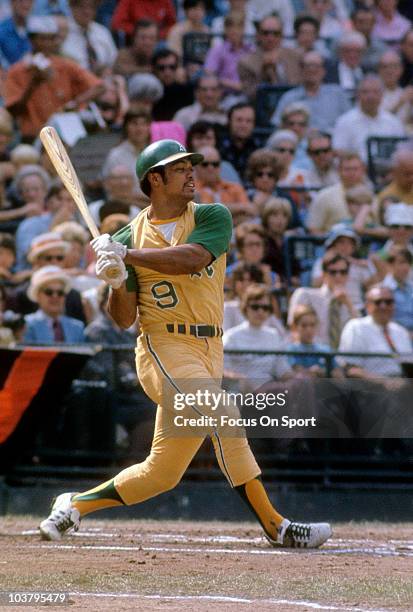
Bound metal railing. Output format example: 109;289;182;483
3;344;412;487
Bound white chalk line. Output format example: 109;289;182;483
67;591;391;612
17;529;413;557
19;529;413;548
22;542;413;558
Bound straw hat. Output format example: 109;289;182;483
27;265;71;303
27;232;70;264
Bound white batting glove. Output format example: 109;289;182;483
95;252;128;290
90;233;127;259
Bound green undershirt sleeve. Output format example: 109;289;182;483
186;204;233;260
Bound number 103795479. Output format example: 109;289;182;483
0;592;68;605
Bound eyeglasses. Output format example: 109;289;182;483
309;147;331;155
248;303;272;312
198;86;219;92
286;120;307;127
275;147;295;154
244;241;263;248
379;62;401;69
200;161;220;168
302;63;324;69
41;254;65;262
156;63;178;71
41;288;65;297
256;170;275;178
390;224;413;230
98;102;117;111
326;268;348;276
370;298;394;306
259;29;282;36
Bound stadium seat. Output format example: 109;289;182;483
255;84;295;127
366;136;409;189
182;31;213;66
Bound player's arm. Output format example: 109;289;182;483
102;223;139;328
125;204;232;275
124;243;212;275
107;283;138;329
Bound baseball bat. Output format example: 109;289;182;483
39;126;100;239
40;126;121;279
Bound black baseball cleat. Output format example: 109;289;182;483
266;518;332;548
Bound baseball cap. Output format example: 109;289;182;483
27;16;59;35
325;224;361;249
136;139;204;182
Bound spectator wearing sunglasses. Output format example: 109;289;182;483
186;120;240;185
266;129;312;188
151;48;194;121
288;252;358;347
311;224;381;311
6;232;86;323
24;265;85;344
279;103;313;172
223;284;292;388
223;261;286;337
237;14;301;100
194;145;254;216
306;131;339;188
339;285;412;378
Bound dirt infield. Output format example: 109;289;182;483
0;517;412;611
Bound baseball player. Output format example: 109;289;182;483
39;140;331;548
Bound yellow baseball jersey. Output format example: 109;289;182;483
113;202;232;331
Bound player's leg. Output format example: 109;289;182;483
206;339;331;548
210;428;331;548
39;405;204;540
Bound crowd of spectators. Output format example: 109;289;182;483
0;0;413;452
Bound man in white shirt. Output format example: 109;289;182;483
339;285;413;377
332;74;406;162
61;0;117;72
337;285;413;442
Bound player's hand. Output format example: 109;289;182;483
95;252;128;290
91;233;127;259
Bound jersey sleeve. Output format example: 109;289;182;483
112;223;138;292
186;204;233;260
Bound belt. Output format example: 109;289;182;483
166;323;223;338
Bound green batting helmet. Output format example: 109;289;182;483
136;139;204;181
